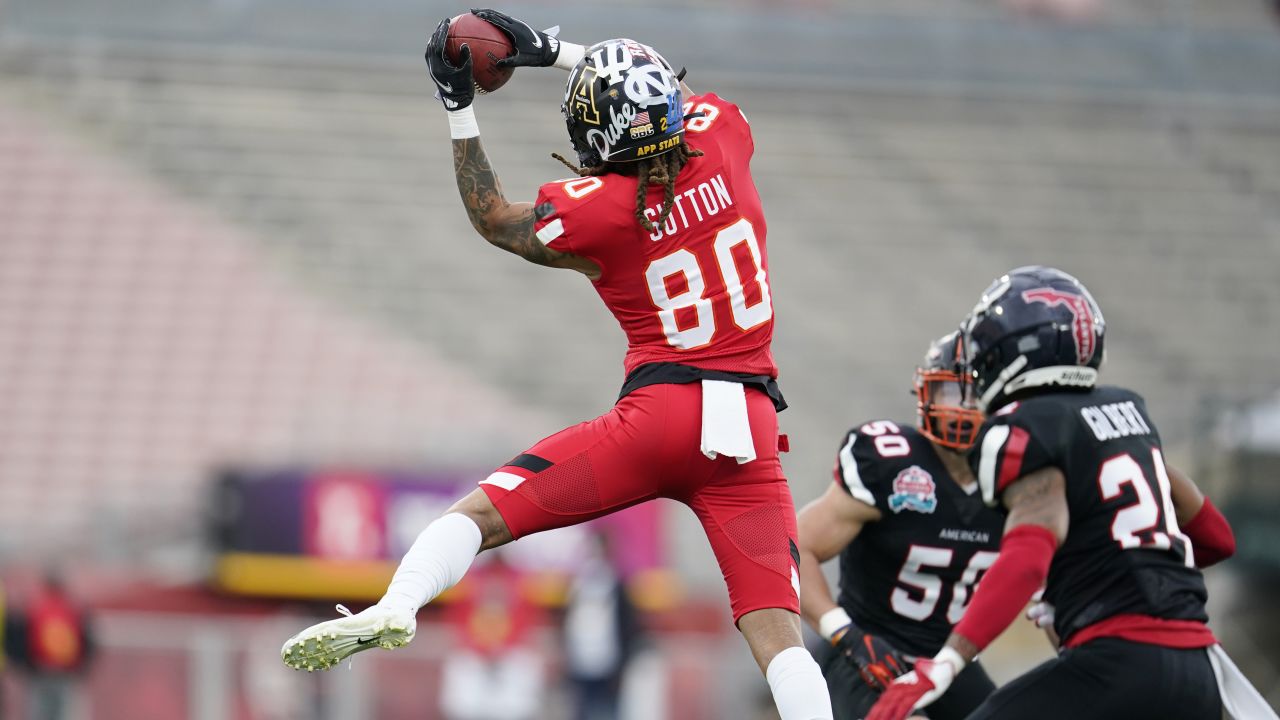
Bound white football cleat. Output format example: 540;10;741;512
280;604;416;672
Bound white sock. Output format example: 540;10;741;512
377;513;482;613
765;646;834;720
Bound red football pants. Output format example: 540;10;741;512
479;382;800;621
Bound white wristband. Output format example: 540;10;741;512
447;106;480;139
818;607;853;641
553;41;586;71
934;646;968;674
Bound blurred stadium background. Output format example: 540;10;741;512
1;0;1278;717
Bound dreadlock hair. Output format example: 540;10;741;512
551;143;705;233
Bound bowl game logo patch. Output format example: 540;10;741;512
888;466;937;514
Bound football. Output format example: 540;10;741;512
446;13;515;93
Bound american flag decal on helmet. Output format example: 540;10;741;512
1022;288;1098;365
631;110;650;127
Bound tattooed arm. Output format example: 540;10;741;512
1001;466;1070;542
451;136;600;279
423;19;597;278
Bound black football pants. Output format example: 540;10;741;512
966;637;1222;720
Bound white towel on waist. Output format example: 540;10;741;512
1207;644;1279;719
700;379;756;464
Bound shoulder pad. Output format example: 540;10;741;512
835;420;921;506
535;175;623;250
971;411;1058;507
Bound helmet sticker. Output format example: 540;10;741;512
1021;288;1100;365
590;40;636;85
629;110;654;139
664;92;683;130
569;66;601;126
624;66;675;108
586;102;641;158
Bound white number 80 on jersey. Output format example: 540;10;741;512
644;218;773;349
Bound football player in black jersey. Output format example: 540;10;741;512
869;267;1266;720
797;331;1005;720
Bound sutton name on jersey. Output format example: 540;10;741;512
643;173;735;241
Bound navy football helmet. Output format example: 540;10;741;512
962;266;1106;412
562;39;685;168
915;330;984;450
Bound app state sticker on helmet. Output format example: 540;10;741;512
568;65;602;127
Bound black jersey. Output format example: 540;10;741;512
969;386;1209;644
833;421;1004;657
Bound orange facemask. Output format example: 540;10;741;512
914;367;984;451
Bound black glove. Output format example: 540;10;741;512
425;18;475;111
832;623;909;692
469;8;560;68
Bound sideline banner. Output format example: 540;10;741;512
209;468;667;602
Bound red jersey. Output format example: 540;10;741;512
533;93;776;378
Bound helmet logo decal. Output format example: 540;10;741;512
586;102;639;158
665;92;683;129
1022;288;1098;365
569;66;601;126
629;110;654;139
590;41;637;84
624;67;675;108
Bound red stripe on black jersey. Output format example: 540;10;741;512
997;425;1031;493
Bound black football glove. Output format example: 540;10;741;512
832;623;909;692
469;8;561;68
425;18;475;111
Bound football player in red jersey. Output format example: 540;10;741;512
281;10;832;719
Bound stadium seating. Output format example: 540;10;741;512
0;0;1277;603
